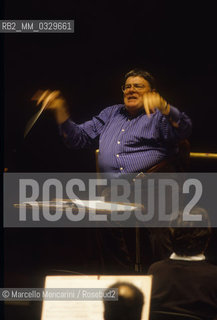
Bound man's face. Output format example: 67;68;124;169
123;76;152;115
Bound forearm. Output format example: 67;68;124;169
160;106;192;141
169;106;192;138
59;119;95;149
54;104;70;124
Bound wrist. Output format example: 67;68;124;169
161;101;170;115
55;103;70;124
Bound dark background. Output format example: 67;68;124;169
2;1;217;319
4;0;217;172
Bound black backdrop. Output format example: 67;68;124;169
2;2;217;319
4;0;217;172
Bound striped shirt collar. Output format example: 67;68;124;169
170;252;206;261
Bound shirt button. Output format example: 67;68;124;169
121;129;125;132
116;154;119;157
117;141;120;144
120;167;123;170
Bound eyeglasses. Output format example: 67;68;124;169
121;83;146;92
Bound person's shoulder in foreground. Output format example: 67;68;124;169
147;207;217;320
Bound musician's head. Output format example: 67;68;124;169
103;282;144;320
169;207;212;256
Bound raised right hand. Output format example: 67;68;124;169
32;89;70;124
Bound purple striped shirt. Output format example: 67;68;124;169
60;104;192;176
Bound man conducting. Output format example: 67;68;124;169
36;69;192;176
34;69;192;272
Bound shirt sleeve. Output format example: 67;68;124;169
59;105;114;149
158;106;192;142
